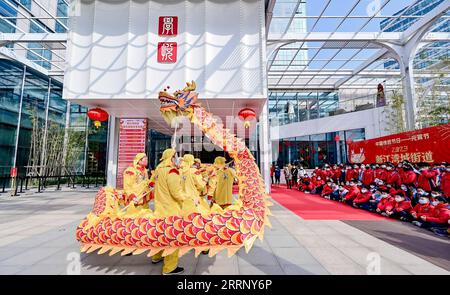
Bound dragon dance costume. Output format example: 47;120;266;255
75;81;272;273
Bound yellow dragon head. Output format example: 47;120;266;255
158;81;199;125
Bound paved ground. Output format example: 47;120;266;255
0;187;448;275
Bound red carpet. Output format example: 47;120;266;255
270;185;389;221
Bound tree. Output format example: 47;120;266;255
383;90;406;134
415;57;450;128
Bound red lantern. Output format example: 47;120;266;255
238;108;256;128
346;137;353;145
334;135;340;142
87;108;108;128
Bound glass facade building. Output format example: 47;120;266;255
275;128;365;168
0;59;108;177
0;1;107;178
381;0;449;70
269;91;339;126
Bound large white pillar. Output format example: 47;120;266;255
106;116;119;187
259;101;271;193
400;56;417;130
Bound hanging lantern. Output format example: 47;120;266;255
87;108;108;128
238;108;256;128
346;137;353;145
334;135;341;142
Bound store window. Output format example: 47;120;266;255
275;128;366;168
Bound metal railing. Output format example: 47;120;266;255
0;170;106;197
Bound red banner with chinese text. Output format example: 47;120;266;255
116;119;147;188
348;123;450;164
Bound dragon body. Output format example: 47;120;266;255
75;81;272;258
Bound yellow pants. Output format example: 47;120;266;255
152;250;179;273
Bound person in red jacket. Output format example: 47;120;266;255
331;165;341;183
321;180;334;198
375;164;388;182
419;197;450;236
321;165;333;180
386;164;401;188
344;165;353;183
440;163;450;197
417;163;438;192
312;176;325;194
352;187;373;210
314;167;323;179
361;165;374;187
376;192;396;214
299;174;312;192
352;164;361;181
411;195;434;227
401;164;417;186
343;181;360;205
385;190;412;221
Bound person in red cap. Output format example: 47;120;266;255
385;190;412;221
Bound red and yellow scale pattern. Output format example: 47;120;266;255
75;89;272;258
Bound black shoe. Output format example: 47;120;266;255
431;228;448;237
125;253;133;256
163;267;184;275
201;250;209;255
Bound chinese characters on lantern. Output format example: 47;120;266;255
157;16;178;63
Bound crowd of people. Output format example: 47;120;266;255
271;161;450;237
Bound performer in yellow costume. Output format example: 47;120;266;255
180;154;210;213
123;153;152;209
208;156;237;208
150;148;187;275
